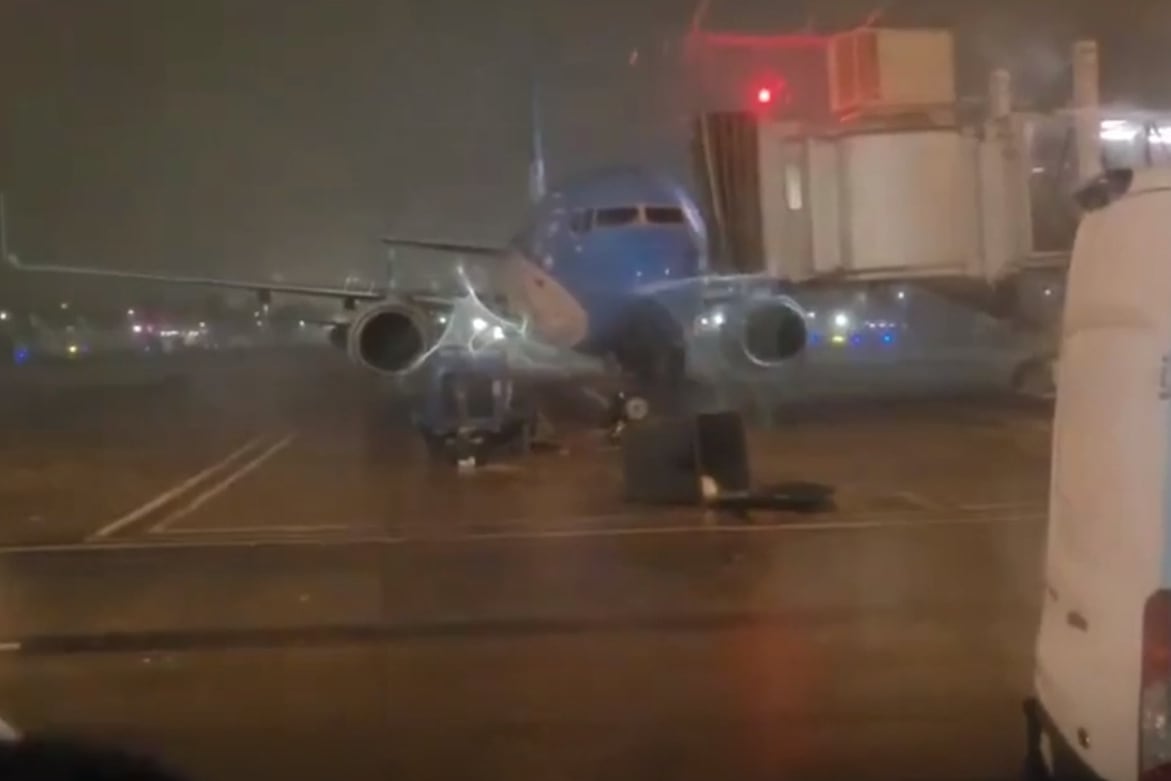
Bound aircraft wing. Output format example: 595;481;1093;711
380;236;506;256
5;251;393;303
634;272;793;304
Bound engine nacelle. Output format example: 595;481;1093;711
345;303;432;374
721;298;807;368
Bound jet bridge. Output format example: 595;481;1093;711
690;30;1111;319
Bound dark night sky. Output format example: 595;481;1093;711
1;0;1169;292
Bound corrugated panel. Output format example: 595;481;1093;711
690;111;764;273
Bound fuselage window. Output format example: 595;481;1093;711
644;206;685;224
593;207;640;228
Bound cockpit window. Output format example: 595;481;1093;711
569;209;591;234
644;206;685;224
593;207;640;228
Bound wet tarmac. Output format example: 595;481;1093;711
0;348;1050;780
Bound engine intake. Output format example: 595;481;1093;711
722;298;807;368
345;303;431;374
741;300;807;365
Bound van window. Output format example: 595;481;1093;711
593;207;640;228
644;206;685;224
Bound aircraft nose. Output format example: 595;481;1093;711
628;231;698;282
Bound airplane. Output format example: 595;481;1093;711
0;97;808;464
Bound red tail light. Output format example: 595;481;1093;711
1141;590;1171;779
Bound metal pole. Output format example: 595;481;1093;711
1071;40;1101;183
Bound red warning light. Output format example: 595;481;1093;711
756;87;773;105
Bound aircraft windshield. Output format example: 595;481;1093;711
644;206;685;224
592;206;641;227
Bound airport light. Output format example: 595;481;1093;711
490;325;505;341
127;308;135;317
833;311;850;329
67;344;78;356
471;317;488;333
0;311;8;321
198;321;207;329
131;324;143;334
711;311;725;327
59;302;69;310
1044;287;1053;297
896;290;906;301
756;86;773;105
298;320;306;328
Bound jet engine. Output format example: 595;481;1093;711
720;297;807;368
343;303;433;374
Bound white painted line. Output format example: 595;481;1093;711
159;523;353;535
957;501;1045;512
0;510;1047;556
88;436;268;540
0;535;397;555
429;512;1047;543
150;433;296;533
889;491;943;511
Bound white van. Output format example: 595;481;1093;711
1028;167;1171;781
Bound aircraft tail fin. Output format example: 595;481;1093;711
528;83;548;204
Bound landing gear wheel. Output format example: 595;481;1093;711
623;395;650;422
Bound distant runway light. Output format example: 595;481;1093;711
127;308;135;317
131;324;143;334
896;290;906;301
1044;287;1053;297
0;311;8;321
833;312;850;329
471;317;488;333
491;325;505;340
59;302;69;310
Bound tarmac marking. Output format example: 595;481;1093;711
429;511;1046;543
2;509;1046;555
158;523;352;536
88;435;269;540
149;432;297;533
887;490;944;511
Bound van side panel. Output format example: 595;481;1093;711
1037;185;1171;781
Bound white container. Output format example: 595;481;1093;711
827;28;956;117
